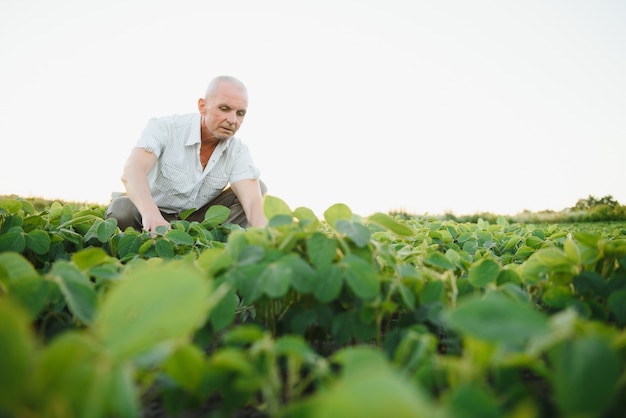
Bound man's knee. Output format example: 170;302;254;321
105;196;141;230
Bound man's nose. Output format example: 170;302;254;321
227;112;237;124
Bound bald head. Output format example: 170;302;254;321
204;75;248;102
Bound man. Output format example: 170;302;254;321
105;75;267;231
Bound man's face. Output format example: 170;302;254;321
198;82;248;141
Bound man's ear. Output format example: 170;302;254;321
197;98;206;113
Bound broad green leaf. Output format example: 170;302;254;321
197;247;233;275
264;195;293;220
542;285;573;309
37;331;113;418
552;337;621;418
165;229;195;246
163;343;206;392
496;268;521;286
209;286;239;331
24;229;50;254
72;247;112;271
336;220;370;248
177;208;196;220
0;300;36;410
306;232;338;269
96;262;211;361
323;203;352;230
468;259;500;287
258;260;292;298
607;288;626;325
0;252;39;282
107;363;140;418
275;335;318;364
285;254;317;293
314;265;343;303
311;347;435;418
202;205;230;226
51;261;97;325
117;234;142;258
0;227;25;253
8;276;57;320
155;239;175;258
97;218;118;242
222;324;265;346
448;292;550;346
368;213;415;236
0;199;23;214
342;254;379;300
446;384;502;418
293;206;320;230
419;279;444;305
423;251;456;271
564;237;599;266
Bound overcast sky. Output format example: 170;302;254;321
1;0;625;217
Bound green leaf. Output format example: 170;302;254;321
367;213;415;236
165;229;195;246
97;218;118;242
285;254;317;293
448;292;550;346
552;336;621;417
311;347;435;418
0;199;23;214
117;234;142;258
264;195;293;220
542;285;573;309
197;247;233;276
607;288;626;325
419;280;444;305
72;247;112;271
323;203;352;230
0;226;25;253
423;251;456;271
446;384;502;418
342;255;379;300
155;239;175;258
24;229;50;254
258;260;292;298
163;343;206;392
0;300;36;410
307;232;338;269
0;252;39;283
209;286;239;331
202;205;230;226
95;261;211;361
314;265;343;303
468;259;500;287
50;261;97;325
336;220;370;247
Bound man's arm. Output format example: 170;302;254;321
121;148;170;232
230;179;267;228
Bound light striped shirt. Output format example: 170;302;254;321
136;113;260;214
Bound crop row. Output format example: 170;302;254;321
1;196;626;417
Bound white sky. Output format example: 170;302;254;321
1;0;625;217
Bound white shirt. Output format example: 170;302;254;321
135;113;260;214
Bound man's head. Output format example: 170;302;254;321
198;76;248;142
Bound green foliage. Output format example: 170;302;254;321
1;195;626;417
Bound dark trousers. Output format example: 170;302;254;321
105;182;266;231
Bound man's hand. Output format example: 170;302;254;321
141;210;171;233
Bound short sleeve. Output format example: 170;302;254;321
228;142;261;184
135;118;168;158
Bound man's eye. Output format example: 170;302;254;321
219;106;229;111
237;111;246;117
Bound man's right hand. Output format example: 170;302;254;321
141;211;171;233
